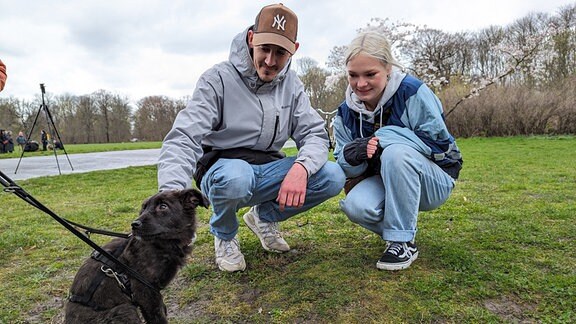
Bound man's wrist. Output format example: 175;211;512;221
293;161;309;178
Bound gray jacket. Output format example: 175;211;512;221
157;26;329;190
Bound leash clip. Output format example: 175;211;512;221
101;265;126;290
3;186;20;193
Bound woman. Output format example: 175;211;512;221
333;31;463;271
16;131;27;151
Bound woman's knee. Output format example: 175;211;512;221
339;196;374;224
381;144;420;172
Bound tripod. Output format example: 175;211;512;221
15;83;74;175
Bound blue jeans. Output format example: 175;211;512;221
339;144;455;242
201;156;345;240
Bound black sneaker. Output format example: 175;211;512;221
376;241;419;271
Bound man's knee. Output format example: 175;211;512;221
314;161;345;197
208;159;254;197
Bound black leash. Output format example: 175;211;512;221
65;218;129;239
0;170;158;293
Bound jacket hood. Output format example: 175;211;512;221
229;26;292;91
345;67;406;123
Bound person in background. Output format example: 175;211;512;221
0;130;6;153
333;31;463;271
53;139;64;150
16;131;26;151
5;131;14;153
0;59;6;92
41;129;48;151
157;3;345;272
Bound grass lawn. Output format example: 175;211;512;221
0;141;162;159
0;136;574;323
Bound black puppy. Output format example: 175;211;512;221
64;189;208;324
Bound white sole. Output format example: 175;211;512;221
376;251;419;271
216;259;246;272
243;213;288;253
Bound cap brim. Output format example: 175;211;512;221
253;33;295;54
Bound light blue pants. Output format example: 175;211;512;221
339;144;455;242
201;156;345;240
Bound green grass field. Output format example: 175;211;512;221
0;141;162;159
0;136;574;323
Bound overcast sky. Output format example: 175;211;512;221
0;0;572;103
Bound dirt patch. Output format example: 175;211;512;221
25;296;65;324
166;298;215;323
163;275;218;323
484;296;537;323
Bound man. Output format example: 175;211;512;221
157;3;345;272
0;59;6;92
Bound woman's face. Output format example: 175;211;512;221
346;53;391;110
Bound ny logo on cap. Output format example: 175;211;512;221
272;14;286;31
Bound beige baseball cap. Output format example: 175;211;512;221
252;3;298;54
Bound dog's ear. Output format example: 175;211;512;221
181;188;209;208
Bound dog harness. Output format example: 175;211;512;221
68;240;135;310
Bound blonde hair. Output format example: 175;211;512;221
344;31;403;69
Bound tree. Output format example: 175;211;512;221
75;95;97;144
108;95;132;142
403;29;474;90
546;4;576;83
133;96;185;141
473;26;506;78
53;93;79;143
0;97;23;132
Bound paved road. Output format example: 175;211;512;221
0;140;297;181
0;149;161;181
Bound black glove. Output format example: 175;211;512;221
343;137;373;166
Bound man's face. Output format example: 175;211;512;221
248;31;298;82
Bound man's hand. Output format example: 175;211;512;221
277;162;308;212
0;59;6;92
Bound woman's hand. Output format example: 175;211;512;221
366;136;379;158
343;136;379;166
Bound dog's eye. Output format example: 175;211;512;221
158;203;169;210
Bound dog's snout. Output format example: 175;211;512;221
131;219;142;229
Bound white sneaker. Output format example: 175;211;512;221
214;236;246;272
243;206;290;253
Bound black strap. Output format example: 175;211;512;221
68;269;108;310
69;241;134;309
65;218;129;239
0;170;158;293
68;266;133;310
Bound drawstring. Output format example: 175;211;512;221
358;108;383;138
359;112;364;138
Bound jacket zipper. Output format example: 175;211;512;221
266;114;279;150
